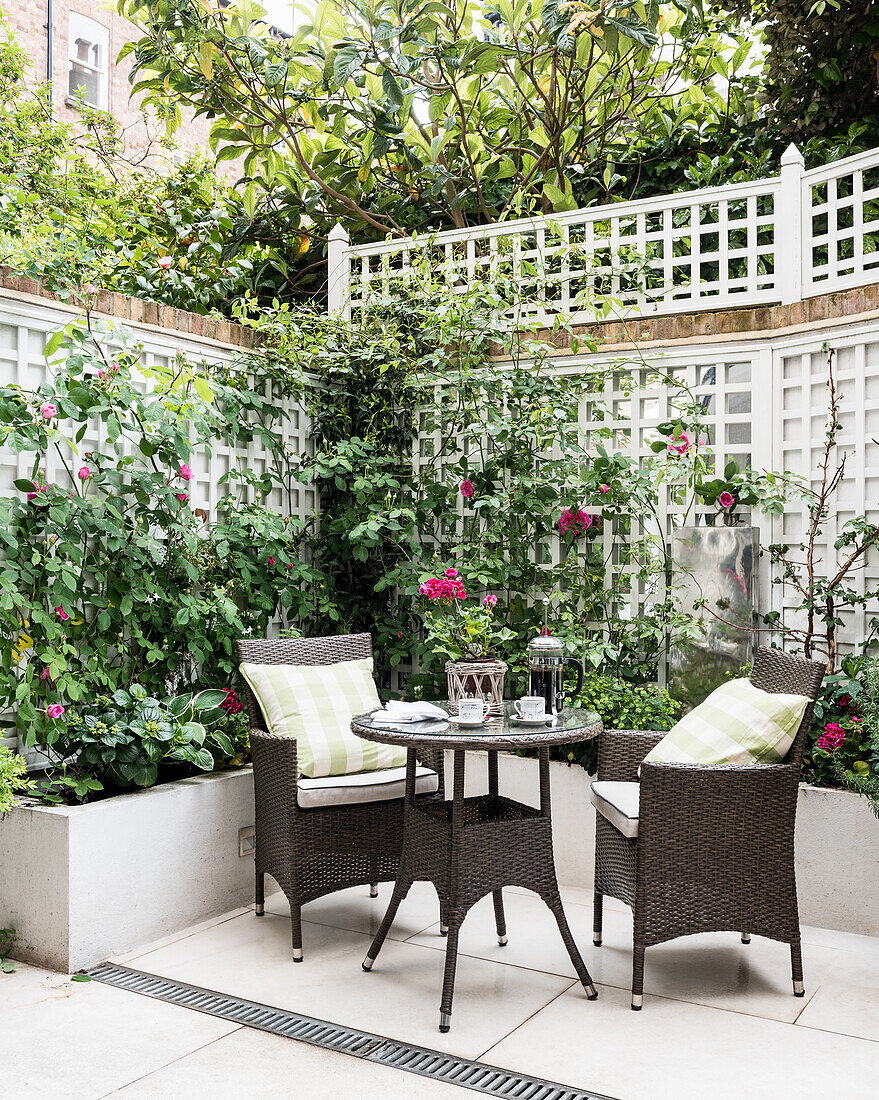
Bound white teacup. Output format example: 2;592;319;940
515;696;547;721
457;698;489;724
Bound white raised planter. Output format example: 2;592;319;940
0;768;255;972
463;752;879;938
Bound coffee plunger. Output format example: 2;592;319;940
526;597;584;715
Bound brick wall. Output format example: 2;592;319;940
4;0;218;168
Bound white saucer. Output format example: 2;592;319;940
450;716;489;728
510;714;553;726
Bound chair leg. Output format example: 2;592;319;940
741;932;751;943
492;889;507;946
439;895;449;936
290;901;303;962
255;870;265;916
369;883;379;898
632;945;645;1010
791;940;805;997
593;892;603;946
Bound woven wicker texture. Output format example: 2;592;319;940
361;729;604;1031
592;646;825;1008
236;634;445;960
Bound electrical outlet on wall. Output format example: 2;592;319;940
239;826;255;858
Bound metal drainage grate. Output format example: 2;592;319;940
86;962;611;1100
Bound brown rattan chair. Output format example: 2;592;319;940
591;646;825;1009
236;633;444;961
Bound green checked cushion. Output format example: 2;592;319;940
239;657;406;778
643;678;811;768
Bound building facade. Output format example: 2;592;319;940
4;0;216;165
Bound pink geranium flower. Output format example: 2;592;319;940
719;491;735;509
179;463;193;481
420;575;466;601
46;704;65;719
268;556;275;565
483;594;498;608
40;402;57;420
817;722;845;751
460;479;474;499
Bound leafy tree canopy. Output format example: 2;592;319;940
118;0;759;236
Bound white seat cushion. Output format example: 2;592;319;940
590;780;640;839
297;765;439;809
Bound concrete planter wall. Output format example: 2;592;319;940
464;752;879;938
0;768;254;972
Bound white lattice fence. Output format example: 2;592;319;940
330;144;879;324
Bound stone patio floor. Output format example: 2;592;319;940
5;882;879;1099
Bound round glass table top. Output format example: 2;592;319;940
351;701;602;751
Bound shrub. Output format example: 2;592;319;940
0;745;31;813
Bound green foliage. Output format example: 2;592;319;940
118;0;755;232
0;745;31;813
812;654;879;816
420;581;516;663
0;305;316;783
38;685;233;798
0;21;311;311
0;927;16;974
726;0;879;145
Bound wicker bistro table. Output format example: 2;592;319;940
351;703;603;1032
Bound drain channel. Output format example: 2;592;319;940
86;962;609;1100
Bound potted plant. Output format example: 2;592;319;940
420;569;515;714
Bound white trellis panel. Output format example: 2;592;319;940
803;149;879;296
328;145;879;326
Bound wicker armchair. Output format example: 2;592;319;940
236;633;444;961
592;646;825;1009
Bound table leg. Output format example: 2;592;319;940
538;749;598;1000
439;749;465;1032
362;748;418;971
487;750;507;947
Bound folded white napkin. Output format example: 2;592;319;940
370;700;449;724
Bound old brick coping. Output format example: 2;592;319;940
2;265;878;355
0;267;256;351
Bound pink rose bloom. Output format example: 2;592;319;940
176;492;188;503
78;466;90;480
82;283;97;295
26;490;37;501
558;507;592;536
55;606;69;621
179;463;193;481
421;575;466;601
667;431;690;455
98;369;106;380
483;594;498;608
157;256;173;269
111;361;120;373
268;556;275;565
286;562;294;569
460;479;474;499
40;402;57;419
719;491;735;509
445;568;459;579
46;704;65;719
599;484;610;493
